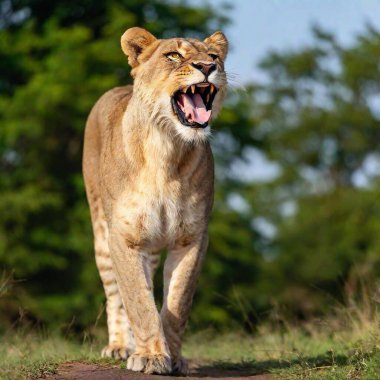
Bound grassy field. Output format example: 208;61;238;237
1;307;379;380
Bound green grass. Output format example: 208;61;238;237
1;311;379;379
0;332;96;379
184;320;380;379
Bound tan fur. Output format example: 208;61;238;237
83;27;228;375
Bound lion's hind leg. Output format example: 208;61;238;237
92;198;135;359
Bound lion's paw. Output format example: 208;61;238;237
172;356;189;375
101;345;132;360
127;353;172;374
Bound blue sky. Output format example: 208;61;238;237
186;1;380;191
200;0;380;190
206;0;380;83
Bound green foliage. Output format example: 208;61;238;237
1;0;380;333
246;25;380;317
0;0;231;329
258;189;380;317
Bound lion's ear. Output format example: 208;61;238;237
121;27;157;68
204;31;228;61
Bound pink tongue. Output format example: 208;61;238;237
178;93;211;125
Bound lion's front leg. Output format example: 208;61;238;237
109;230;171;375
161;235;208;375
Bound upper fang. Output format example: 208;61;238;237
191;85;196;94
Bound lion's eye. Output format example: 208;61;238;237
208;53;219;60
165;52;183;62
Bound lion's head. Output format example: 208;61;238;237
121;27;228;142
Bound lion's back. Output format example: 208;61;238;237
83;85;133;198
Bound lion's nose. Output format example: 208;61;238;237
191;62;217;77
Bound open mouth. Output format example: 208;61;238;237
171;83;218;128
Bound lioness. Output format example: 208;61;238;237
83;27;228;375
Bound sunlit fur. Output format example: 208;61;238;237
83;27;228;375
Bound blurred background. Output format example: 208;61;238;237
1;0;380;334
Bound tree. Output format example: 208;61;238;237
248;25;380;317
0;0;238;330
2;0;379;331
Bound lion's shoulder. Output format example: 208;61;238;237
97;85;133;127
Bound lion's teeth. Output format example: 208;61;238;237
183;86;188;93
191;85;196;94
209;84;214;95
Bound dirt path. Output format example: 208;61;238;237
42;362;272;380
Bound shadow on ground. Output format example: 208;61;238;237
211;350;348;370
195;351;348;377
41;353;349;379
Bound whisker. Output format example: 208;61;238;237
226;71;248;91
